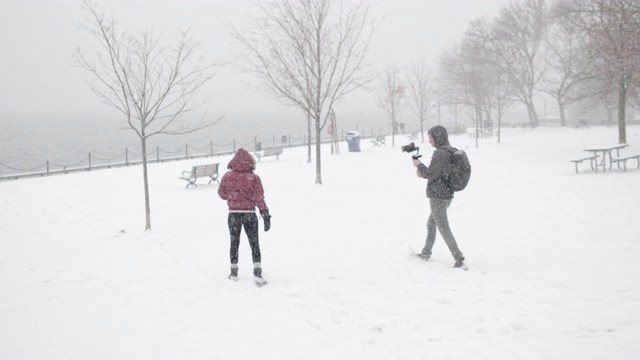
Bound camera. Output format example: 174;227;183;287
401;142;422;160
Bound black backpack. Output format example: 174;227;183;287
445;147;471;191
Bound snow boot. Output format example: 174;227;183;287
229;264;238;281
253;264;267;287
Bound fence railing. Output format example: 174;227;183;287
0;129;391;181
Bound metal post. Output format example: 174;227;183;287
186;143;189;159
126;148;129;166
46;160;49;175
88;153;92;170
210;141;213;156
157;145;160;163
234;139;237;152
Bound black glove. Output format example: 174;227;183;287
260;209;271;232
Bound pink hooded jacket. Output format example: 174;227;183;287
217;148;268;212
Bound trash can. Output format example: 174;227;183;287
345;131;361;152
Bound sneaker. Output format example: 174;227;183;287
416;253;431;261
454;258;467;270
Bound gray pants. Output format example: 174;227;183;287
422;199;464;261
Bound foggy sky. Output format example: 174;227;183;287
0;0;509;126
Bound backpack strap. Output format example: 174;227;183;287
441;145;457;155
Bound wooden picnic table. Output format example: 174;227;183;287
583;144;628;172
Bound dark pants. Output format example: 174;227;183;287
228;212;261;265
422;199;464;261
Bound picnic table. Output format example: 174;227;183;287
582;144;628;172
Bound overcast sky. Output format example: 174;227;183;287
0;0;509;125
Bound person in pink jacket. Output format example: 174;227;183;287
218;148;271;286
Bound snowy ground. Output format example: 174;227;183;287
1;126;640;359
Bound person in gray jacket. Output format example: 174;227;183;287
412;125;466;269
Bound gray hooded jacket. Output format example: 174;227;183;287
417;125;454;200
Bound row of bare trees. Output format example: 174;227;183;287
436;0;640;144
374;60;433;147
76;0;640;230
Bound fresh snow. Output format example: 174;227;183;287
1;126;639;359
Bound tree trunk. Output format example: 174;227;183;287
497;113;502;144
315;115;322;185
606;106;614;125
558;99;567;127
618;74;627;144
526;101;540;127
391;119;396;148
307;112;312;163
475;105;481;149
141;137;151;231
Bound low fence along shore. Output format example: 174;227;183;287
0;130;388;181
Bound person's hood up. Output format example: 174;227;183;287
227;148;256;172
428;125;450;147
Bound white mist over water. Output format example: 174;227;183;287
0;113;312;174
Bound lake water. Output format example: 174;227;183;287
0;114;312;176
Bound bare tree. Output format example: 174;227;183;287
539;7;598;126
557;0;640;143
230;0;375;184
406;56;433;143
376;66;406;147
438;40;488;148
438;16;514;148
463;17;514;142
492;0;549;127
76;0;218;231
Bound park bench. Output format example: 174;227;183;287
179;163;220;188
255;146;283;162
570;155;598;173
371;135;386;147
574;119;590;129
611;154;640;172
468;128;493;139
